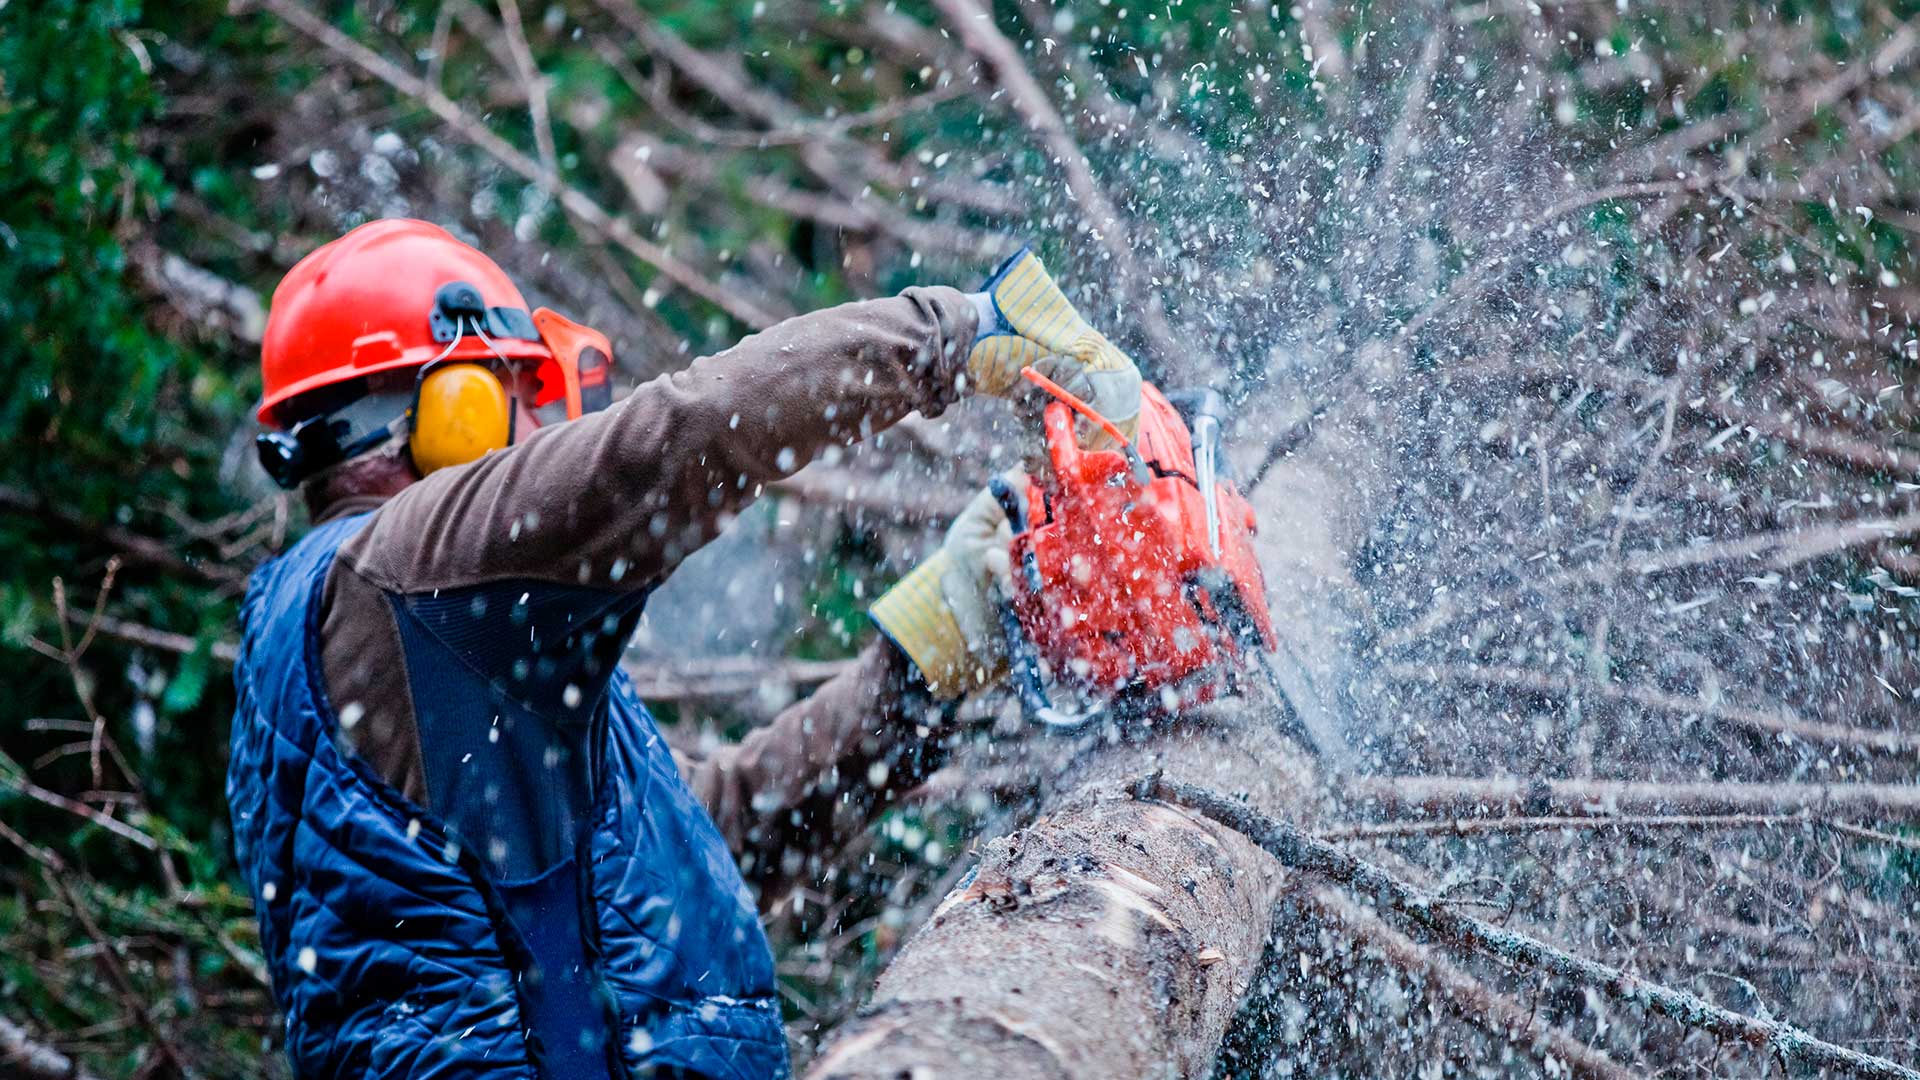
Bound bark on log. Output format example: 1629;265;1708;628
805;386;1389;1075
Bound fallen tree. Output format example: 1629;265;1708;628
1148;776;1920;1080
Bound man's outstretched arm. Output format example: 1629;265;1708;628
334;286;978;596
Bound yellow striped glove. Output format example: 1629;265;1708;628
966;248;1142;448
869;474;1021;699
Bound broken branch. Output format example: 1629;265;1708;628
258;0;782;328
1142;775;1920;1080
1304;887;1639;1080
1345;774;1920;823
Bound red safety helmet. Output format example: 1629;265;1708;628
255;219;614;488
259;218;561;425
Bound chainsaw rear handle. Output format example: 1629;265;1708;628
989;475;1100;733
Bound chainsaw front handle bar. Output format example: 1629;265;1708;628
989;475;1103;734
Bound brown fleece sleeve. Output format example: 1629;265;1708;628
334;286;976;593
674;638;957;906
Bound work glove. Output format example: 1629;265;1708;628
966;248;1143;449
869;472;1025;700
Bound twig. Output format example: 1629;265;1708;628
1345;775;1920;822
927;0;1182;368
1606;386;1680;559
1244;414;1319;494
0;755;160;852
1339;808;1920;848
1139;775;1920;1080
0;1012;106;1080
0;485;245;586
1822;819;1920;849
41;871;192;1078
1304;887;1640;1080
1383;506;1920;651
1381;661;1920;755
494;0;557;185
606;37;963;151
1324;812;1804;842
601;117;1000;257
257;0;782;329
50;562;120;789
1363;25;1446;227
423;1;452;94
56;612;238;665
1577;364;1920;480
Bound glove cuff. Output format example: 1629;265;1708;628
870;551;974;700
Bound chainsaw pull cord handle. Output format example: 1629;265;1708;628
1020;367;1152;487
989;475;1101;733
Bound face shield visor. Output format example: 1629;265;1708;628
530;308;615;427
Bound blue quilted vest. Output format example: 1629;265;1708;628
227;513;788;1079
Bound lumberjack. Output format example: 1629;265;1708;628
226;218;1139;1079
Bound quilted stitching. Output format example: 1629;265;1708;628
229;514;787;1079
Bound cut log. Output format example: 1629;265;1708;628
805;712;1319;1078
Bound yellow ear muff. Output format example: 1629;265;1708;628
410;363;512;474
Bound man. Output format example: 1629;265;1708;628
227;218;1141;1079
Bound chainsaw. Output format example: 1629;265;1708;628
991;368;1311;746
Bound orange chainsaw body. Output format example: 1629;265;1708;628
1007;384;1276;709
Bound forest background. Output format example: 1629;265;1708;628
4;0;1919;1076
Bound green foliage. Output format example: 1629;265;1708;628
0;3;275;1074
1;0;169;466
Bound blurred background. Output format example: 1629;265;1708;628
3;0;1917;1076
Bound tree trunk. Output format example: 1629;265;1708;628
804;391;1390;1077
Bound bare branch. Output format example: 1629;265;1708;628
59;610;239;665
1346;775;1920;822
495;0;559;184
1144;775;1920;1080
1382;661;1920;755
0;752;160;852
1384;506;1920;651
0;485;246;586
258;0;783;328
927;0;1183;367
1305;888;1640;1080
1325;812;1805;842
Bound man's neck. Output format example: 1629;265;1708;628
314;493;392;524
